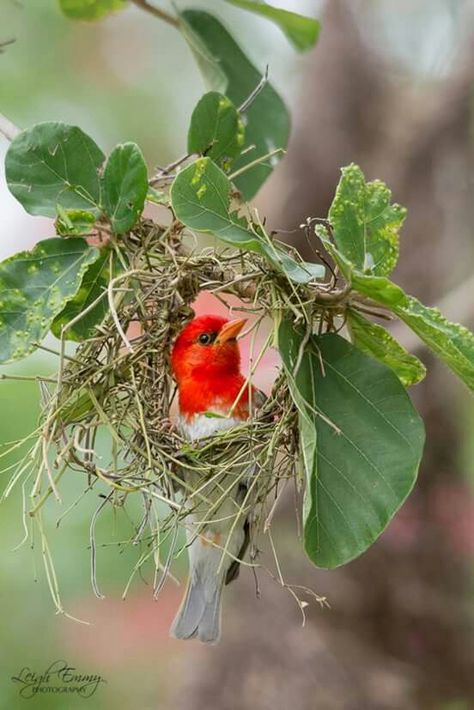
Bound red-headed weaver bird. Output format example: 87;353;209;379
170;314;265;643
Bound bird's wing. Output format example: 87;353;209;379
225;523;249;585
225;388;267;586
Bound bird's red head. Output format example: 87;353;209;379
171;314;246;384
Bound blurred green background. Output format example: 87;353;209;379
1;1;474;709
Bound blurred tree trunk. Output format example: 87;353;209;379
174;3;474;708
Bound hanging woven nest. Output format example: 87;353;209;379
22;213;342;611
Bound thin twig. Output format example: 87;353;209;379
228;147;285;181
131;0;179;27
238;66;269;114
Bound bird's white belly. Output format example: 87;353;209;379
178;413;244;442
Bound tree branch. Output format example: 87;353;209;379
131;0;179;28
0;112;20;142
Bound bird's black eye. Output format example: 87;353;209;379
198;331;217;345
198;332;217;345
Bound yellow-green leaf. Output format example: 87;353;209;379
0;238;100;363
328;164;406;276
347;309;426;386
59;0;126;20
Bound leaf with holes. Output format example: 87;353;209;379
278;321;425;569
223;0;320;52
5;122;105;218
171;158;324;284
58;0;126;20
179;10;290;199
0;238;100;363
102;142;148;234
326;164;406;276
188;92;244;167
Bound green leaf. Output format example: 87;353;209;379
322;238;474;391
223;0;320;52
102;142;148;234
347;309;426;387
328;164;407;276
5;122;104;218
188;92;244;167
58;0;126;20
179;9;290;199
56;207;96;237
351;272;407;306
51;248;120;341
278;322;425;569
171;158;324;284
0;238;100;364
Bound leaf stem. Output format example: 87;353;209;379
228;147;285;180
131;0;179;28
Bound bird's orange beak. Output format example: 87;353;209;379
215;318;247;344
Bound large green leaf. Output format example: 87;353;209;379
5;122;104;218
328;164;406;276
278;322;425;569
0;238;100;363
347;309;426;387
322;237;474;391
179;9;290;200
102;142;148;234
51;248;119;341
187;92;244;167
223;0;320;52
171;158;324;284
277;320;319;566
59;0;126;20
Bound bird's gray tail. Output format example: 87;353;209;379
170;574;223;644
